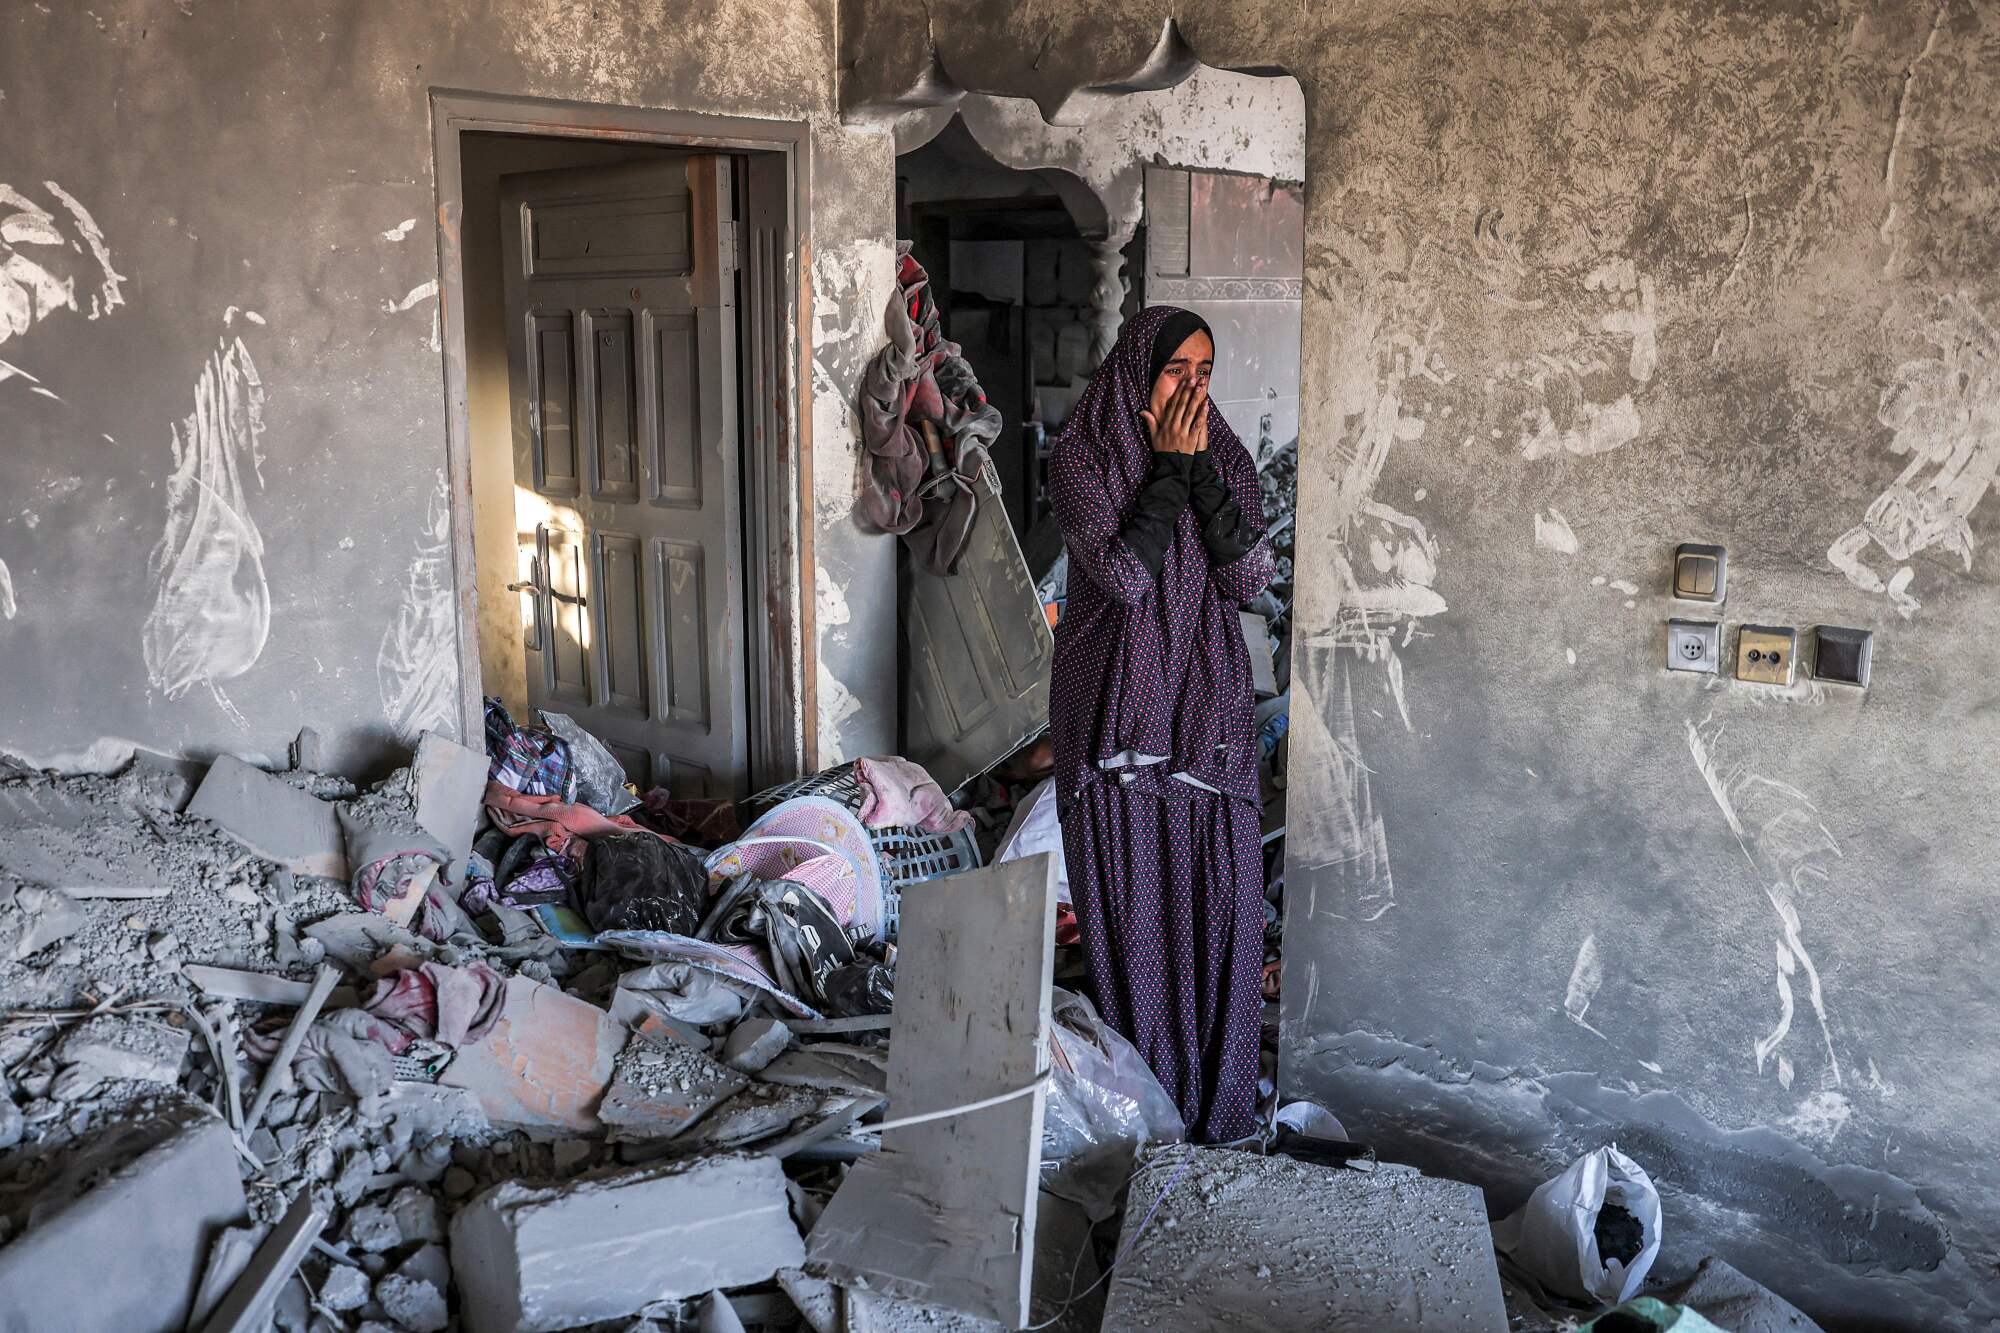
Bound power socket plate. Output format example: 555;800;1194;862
1667;619;1720;674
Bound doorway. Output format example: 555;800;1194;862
431;96;810;800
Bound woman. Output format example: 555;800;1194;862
1047;305;1274;1143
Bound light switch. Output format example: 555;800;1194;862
1673;543;1727;602
1667;619;1720;674
1736;624;1797;686
1813;625;1873;688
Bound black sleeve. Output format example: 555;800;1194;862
1188;450;1256;564
1122;451;1195;576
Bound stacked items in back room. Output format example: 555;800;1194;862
0;706;1182;1332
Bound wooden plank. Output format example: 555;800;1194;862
197;1191;328;1333
806;853;1057;1327
242;964;340;1135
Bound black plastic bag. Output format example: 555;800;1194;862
574;834;709;936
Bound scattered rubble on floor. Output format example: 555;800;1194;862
1;715;1824;1332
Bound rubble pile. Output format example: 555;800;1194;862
0;711;1103;1333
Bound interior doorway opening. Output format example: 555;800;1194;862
891;67;1306;1122
435;99;809;802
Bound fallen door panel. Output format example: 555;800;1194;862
902;468;1052;793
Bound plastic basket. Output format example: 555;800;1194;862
742;762;982;940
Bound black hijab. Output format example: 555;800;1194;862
1147;309;1214;389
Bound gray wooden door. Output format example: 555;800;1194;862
501;156;747;798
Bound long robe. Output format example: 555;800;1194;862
1045;305;1274;1142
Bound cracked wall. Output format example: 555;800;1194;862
0;0;896;778
841;0;2000;1326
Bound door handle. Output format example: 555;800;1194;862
550;590;587;607
505;581;537;593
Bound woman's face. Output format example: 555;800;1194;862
1148;330;1214;419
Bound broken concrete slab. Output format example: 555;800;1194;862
1097;1146;1508;1332
776;1268;842;1333
450;1152;805;1333
7;884;87;959
808;854;1058;1327
303;911;432;971
413;731;489;885
0;1108;247;1333
188;755;346;877
58;1012;191;1084
842;1191;1103;1333
598;1033;749;1141
439;974;627;1136
721;1016;791;1073
757;1044;886;1097
1660;1257;1825;1333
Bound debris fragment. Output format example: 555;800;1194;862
450;1153;804;1332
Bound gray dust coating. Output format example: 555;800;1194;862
841;2;2000;1326
1098;1146;1506;1332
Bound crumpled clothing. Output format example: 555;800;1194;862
339;805;458;941
855;755;972;835
344;960;508;1056
460;850;498;916
634;791;740;847
242;1010;399;1119
495;855;573;908
611;961;755;1028
483;697;576;801
857;244;1003;575
483;783;674;863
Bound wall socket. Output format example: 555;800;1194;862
1667;619;1720;674
1736;624;1797;686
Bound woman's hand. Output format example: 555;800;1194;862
1140;378;1209;455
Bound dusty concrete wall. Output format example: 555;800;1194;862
0;0;895;779
844;1;2000;1326
944;67;1303;244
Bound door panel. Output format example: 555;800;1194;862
589;313;640;503
649;311;701;506
503;156;747;797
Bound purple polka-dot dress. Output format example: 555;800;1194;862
1047;305;1274;1144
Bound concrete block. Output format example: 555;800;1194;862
450;1152;805;1333
188;756;346;878
1098;1145;1508;1332
413;732;489;885
0;1108;246;1333
58;1013;191;1084
439;974;627;1136
721;1017;791;1073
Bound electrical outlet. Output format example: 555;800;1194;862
1736;624;1797;686
1667;619;1720;674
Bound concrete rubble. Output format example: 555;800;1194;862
0;722;1817;1333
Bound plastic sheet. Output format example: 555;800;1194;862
1039;988;1185;1220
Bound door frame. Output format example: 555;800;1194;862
428;90;815;782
